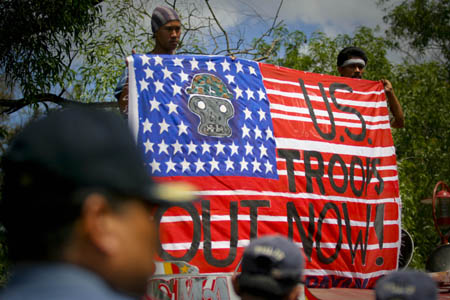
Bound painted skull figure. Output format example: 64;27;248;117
186;74;235;137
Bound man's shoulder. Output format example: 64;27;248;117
0;264;134;300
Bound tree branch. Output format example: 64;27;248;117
204;0;231;55
0;94;118;114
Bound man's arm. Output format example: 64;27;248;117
382;79;404;128
117;78;129;115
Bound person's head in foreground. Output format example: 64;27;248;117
375;270;438;300
337;46;368;79
0;108;194;299
232;235;304;300
151;6;181;54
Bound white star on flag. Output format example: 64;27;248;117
201;141;211;154
172;140;183;154
159;119;170;133
144;67;154;79
154;56;163;66
259;144;268;158
144;139;154;153
154;80;164;92
139;79;149;92
180;158;190;172
251;158;261;172
162;67;173;80
215;141;226;155
244;142;254;155
245;87;255;100
141;55;150;66
242;124;250;138
187;141;197;154
206;60;216;71
190;58;199;70
158;140;169;155
149;98;160;111
248;66;257;75
229;142;239;156
221;59;231;72
142;118;152;133
254;126;262;139
172;83;182;96
178;121;188;136
265;127;273;140
150;159;161;173
172;57;183;67
166;101;178;114
240;157;248;171
264;160;273;173
243;107;252;120
235;61;243;73
234;86;243;99
166;158;177;173
194;158;205;172
209;158;220;172
225;74;235;84
257;88;266;100
179;71;189;82
258;108;266;121
225;157;234;171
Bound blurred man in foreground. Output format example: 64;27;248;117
337;46;405;128
0;108;194;299
115;6;181;115
375;270;438;300
232;235;304;300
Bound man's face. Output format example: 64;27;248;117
155;20;181;54
338;56;365;79
107;200;158;295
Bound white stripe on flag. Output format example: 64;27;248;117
266;89;387;109
275;158;398;171
263;77;385;96
275;137;396;158
271;113;392;130
193;190;399;204
270;103;390;123
160;214;399;227
276;170;398;182
160;240;398;252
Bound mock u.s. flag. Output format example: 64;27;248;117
127;54;401;288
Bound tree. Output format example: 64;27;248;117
0;0;104;112
378;0;450;73
0;0;284;113
391;62;450;269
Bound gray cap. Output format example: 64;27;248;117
238;235;304;297
375;271;438;300
151;6;180;34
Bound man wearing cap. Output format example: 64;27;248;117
232;235;304;300
337;46;405;128
115;6;182;115
0;108;194;299
375;270;438;300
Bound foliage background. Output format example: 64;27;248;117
0;0;448;284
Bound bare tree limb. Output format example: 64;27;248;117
0;94;118;114
204;0;231;55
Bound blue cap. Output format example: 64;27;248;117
375;271;438;300
238;235;304;297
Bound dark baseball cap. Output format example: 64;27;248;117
238;235;304;297
375;271;438;300
2;108;196;206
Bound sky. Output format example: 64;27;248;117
207;0;388;37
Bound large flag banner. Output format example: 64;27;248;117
127;54;401;290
